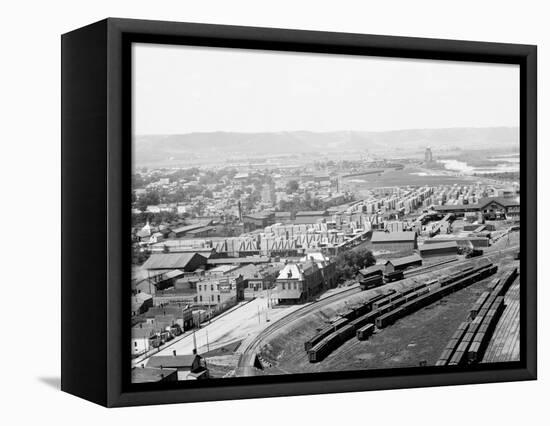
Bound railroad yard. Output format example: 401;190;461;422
137;238;520;378
245;246;520;376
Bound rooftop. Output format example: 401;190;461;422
295;211;327;216
141;253;205;270
385;253;422;267
206;256;270;265
419;241;458;251
277;264;303;280
147;354;200;369
132;367;177;383
371;231;417;243
171;224;205;234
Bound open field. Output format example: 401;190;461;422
346;166;480;192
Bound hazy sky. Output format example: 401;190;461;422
133;43;519;136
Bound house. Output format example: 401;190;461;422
233;264;281;297
131;292;153;316
205;264;242;277
132;366;178;383
196;275;245;306
419;241;458;258
144;305;195;330
370;231;418;254
384;254;422;274
152;288;197;306
300;252;338;289
275;260;324;304
131;324;155;356
147;352;209;380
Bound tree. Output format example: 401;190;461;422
334;248;376;282
135;190;160;212
286;180;299;194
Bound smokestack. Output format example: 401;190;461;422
172;350;176;356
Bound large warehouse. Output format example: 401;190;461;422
370;231;418;254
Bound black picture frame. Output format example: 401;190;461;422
61;17;537;407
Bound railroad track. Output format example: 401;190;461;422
237;285;362;374
237;245;519;375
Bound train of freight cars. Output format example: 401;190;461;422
436;267;518;366
306;262;497;363
359;269;403;291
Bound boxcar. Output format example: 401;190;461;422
356;323;375;340
385;270;404;282
359;274;384;290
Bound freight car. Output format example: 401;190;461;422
372;292;402;310
303;317;349;351
359;274;384;290
378;264;497;331
385;270;404;282
308;324;356;363
356;323;375;340
467;296;505;363
470;291;490;319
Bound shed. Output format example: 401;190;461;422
419;241;458;258
384;253;422;273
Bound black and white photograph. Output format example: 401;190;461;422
130;43;522;383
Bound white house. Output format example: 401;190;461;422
131;325;155;356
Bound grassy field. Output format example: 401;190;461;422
346;166;479;192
